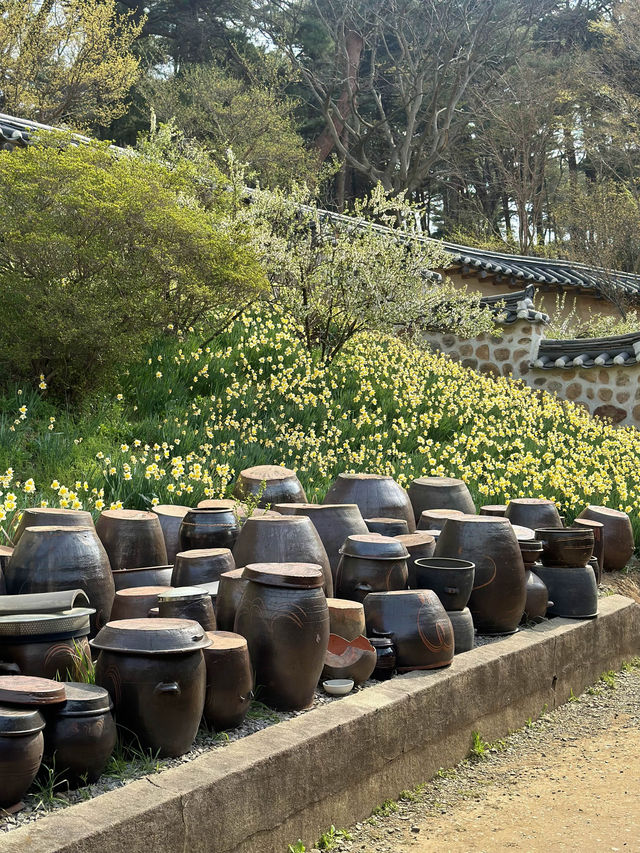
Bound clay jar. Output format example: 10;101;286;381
447;608;474;654
322;634;376;685
274;503;368;576
5;526;114;636
436;516;526;635
326;598;366;641
532;565;598;619
110;586;170;621
365;517;409;537
413;557;475;611
369;633;396;680
179;507;240;552
395;532;436;588
157;587;216;631
408;477;476;523
504;498;562;530
0;608;93;680
233;464;307;507
0;705;45;807
572;519;605;574
92;619;209;758
363;590;454;671
480;505;507;517
172;548;235;587
152;505;191;563
417;509;465;531
522;571;549;623
216;569;249;631
202;631;253;730
576;506;634;571
233;515;333;597
335;534;408;603
234;563;330;711
519;540;543;569
112;565;173;590
43;683;116;786
96;510;167;571
13;507;94;543
535;528;594;568
323;474;416;533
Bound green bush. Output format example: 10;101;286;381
0;134;264;398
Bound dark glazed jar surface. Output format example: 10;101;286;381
203;631;253;730
577;505;634;572
0;633;91;681
234;563;329;711
158;587;217;631
233;464;307;507
369;636;396;680
504;499;562;530
179;508;240;552
408;477;476;522
96;509;168;571
216;569;249;631
172;548;235;587
0;705;45;808
522;570;549;623
447;608;475;654
323;473;416;533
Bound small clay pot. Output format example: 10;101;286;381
110;586;170;621
505;499;562;530
576;506;634;572
96;510;167;571
364;518;409;537
157;587;216;631
322;634;376;685
0;705;45;807
417;509;465;531
408;477;475;522
413;557;475;611
152;505;191;563
215;569;249;631
535;528;594;568
203;631;253;730
368;632;396;680
323;474;415;533
233;465;307;507
179;508;239;552
172;548;235;587
519;540;543;569
395;532;436;588
522;571;549;623
13;508;94;543
447;608;474;653
326;598;366;642
43;683;116;786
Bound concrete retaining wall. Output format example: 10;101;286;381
3;595;639;853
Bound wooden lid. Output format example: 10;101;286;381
0;545;12;558
204;630;247;651
242;563;324;588
511;525;535;541
584;505;628;519
240;465;296;481
394;532;436;548
336;473;391;480
508;498;556;506
220;568;245;581
420;509;465;519
115;586;171;598
99;509;156;521
152;504;191;517
412;476;466;487
573;518;604;529
326;598;364;612
0;675;66;706
175;548;231;560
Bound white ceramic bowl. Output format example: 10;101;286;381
322;678;354;696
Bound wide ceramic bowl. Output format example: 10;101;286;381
322;679;354;696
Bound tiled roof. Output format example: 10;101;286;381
0;116;30;150
480;286;549;325
533;331;640;369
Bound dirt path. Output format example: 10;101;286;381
333;664;640;853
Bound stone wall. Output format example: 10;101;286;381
425;321;640;428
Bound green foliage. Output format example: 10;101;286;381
469;731;490;760
0;135;264;399
317;826;352;850
287;842;306;853
544;293;640;340
371;798;399;818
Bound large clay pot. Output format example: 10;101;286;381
275;503;368;576
535;527;594;568
179;508;239;552
408;477;475;523
447;608;474;653
92;619;209;758
322;634;376;685
203;631;253;731
417;509;465;531
13;508;94;543
0;705;45;807
110;586;170;621
233;515;333;597
532;565;598;618
435;516;526;635
326;598;366;641
335;535;408;603
505;499;562;530
157;587;216;631
234;563;329;711
43;683;116;786
413;557;475;611
172;548;235;587
233;465;307;507
363;590;454;671
365;518;409;537
522;571;549;623
572;519;605;575
395;532;436;588
96;510;167;571
216;569;249;631
323;474;415;533
5;526;115;636
152;505;191;563
576;506;634;571
111;565;173;590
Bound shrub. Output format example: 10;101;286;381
0;135;264;398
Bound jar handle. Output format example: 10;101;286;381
0;661;20;675
154;681;181;696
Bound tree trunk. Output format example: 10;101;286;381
315;29;364;163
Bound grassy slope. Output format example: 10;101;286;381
1;310;639;545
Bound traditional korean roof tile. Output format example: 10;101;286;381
533;331;640;369
480;286;549;325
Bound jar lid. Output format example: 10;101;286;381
157;586;209;604
204;630;248;652
0;608;94;637
394;532;435;548
0;704;45;736
175;548;232;561
54;682;112;716
0;675;66;706
152;504;190;518
368;637;394;648
242;563;325;588
197;581;219;598
90;618;211;654
340;534;409;560
0;589;90;616
511;525;535;541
